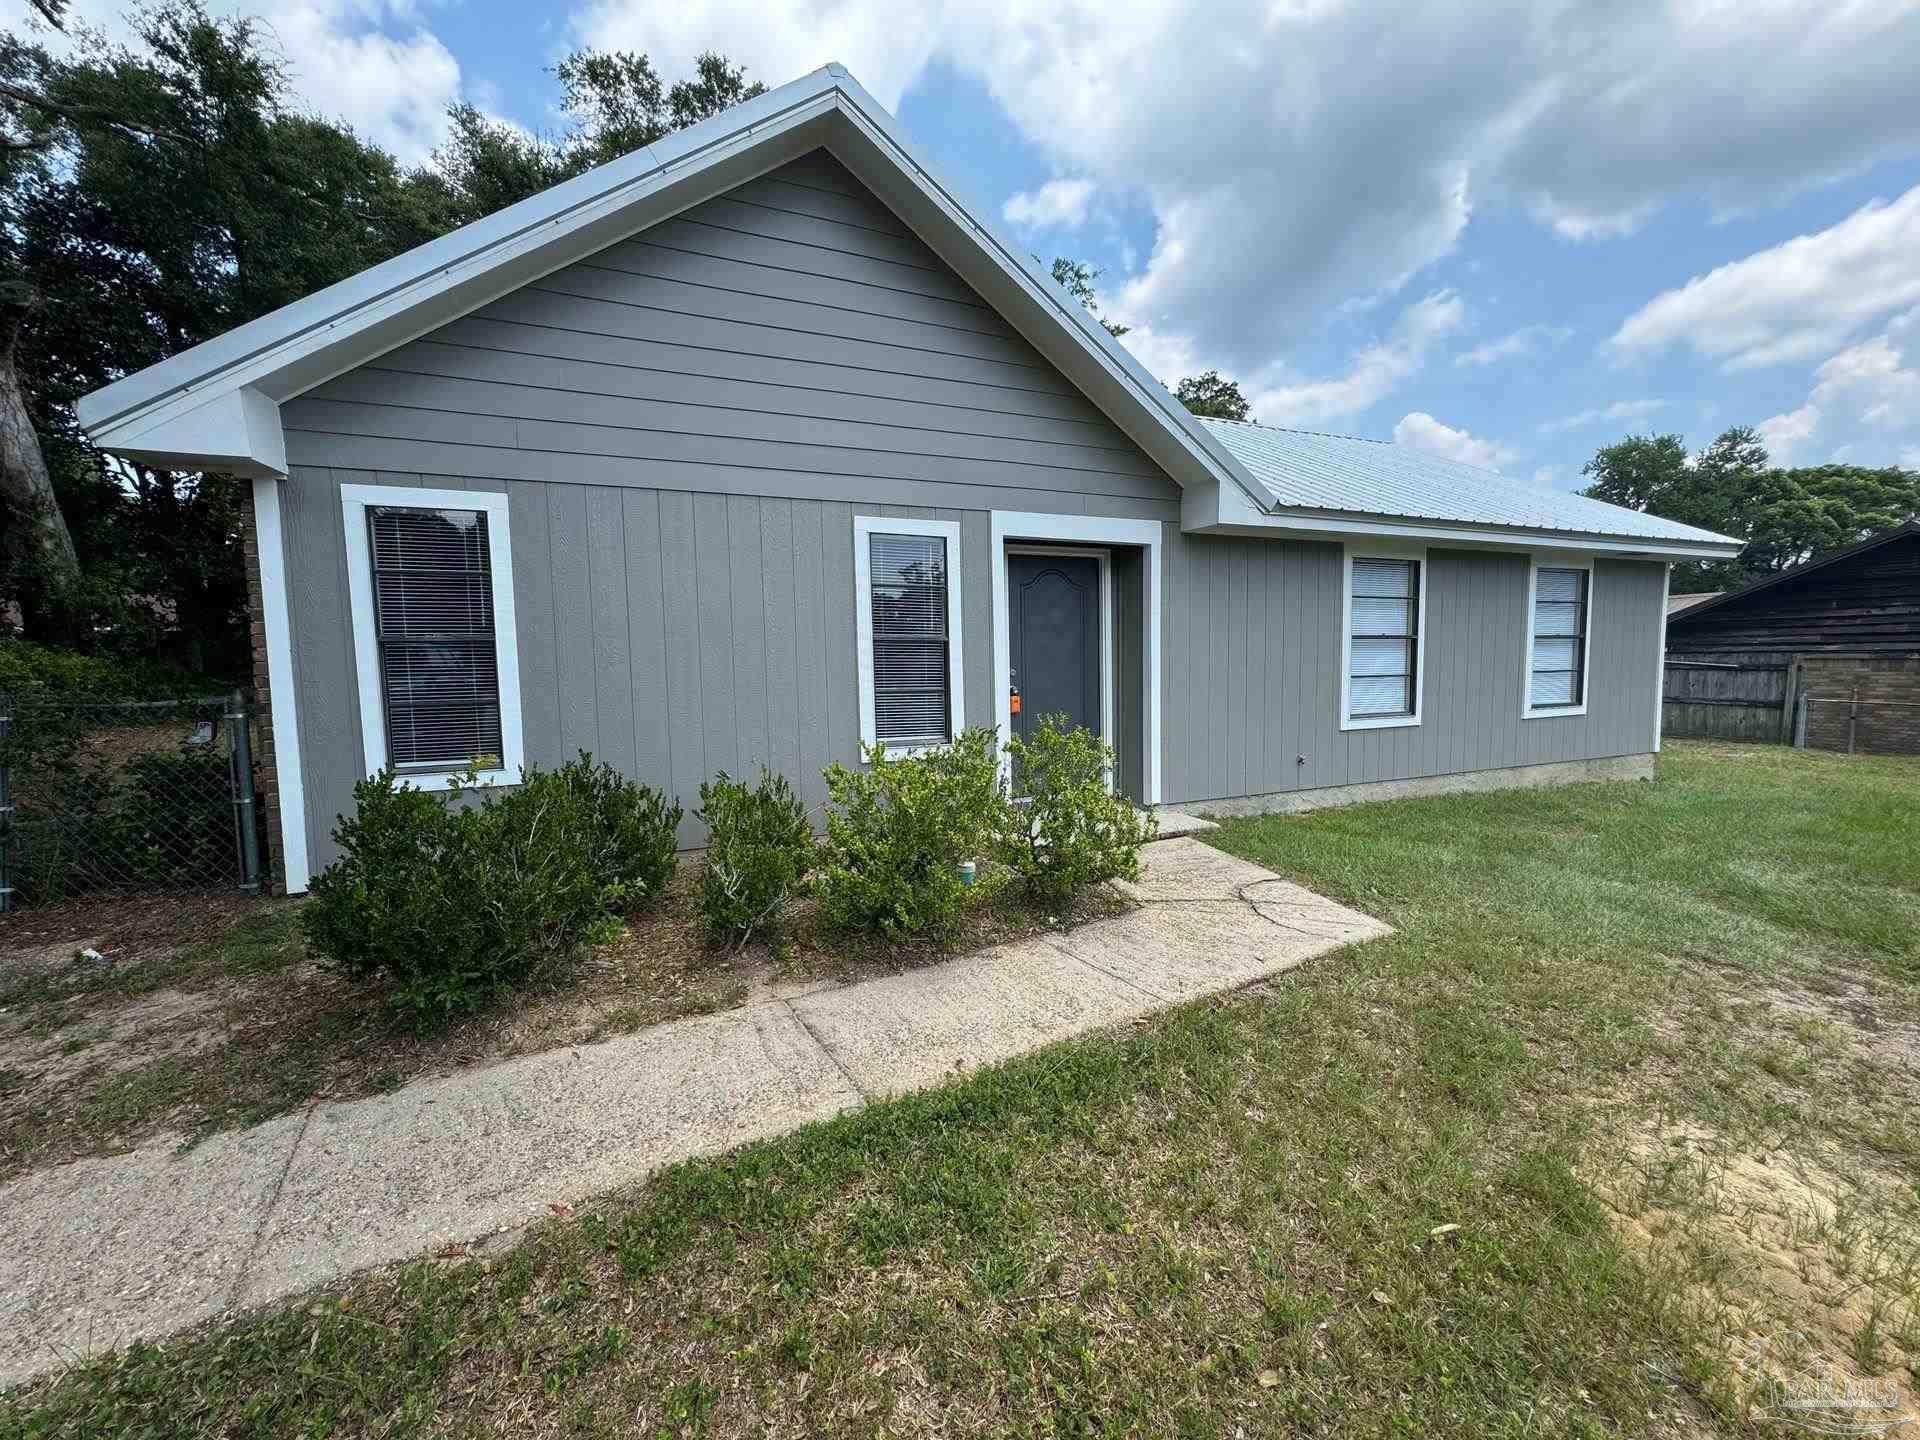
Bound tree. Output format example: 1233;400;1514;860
1048;257;1128;337
1174;370;1252;422
1581;425;1920;591
431;51;764;224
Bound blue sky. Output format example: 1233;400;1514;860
23;0;1920;491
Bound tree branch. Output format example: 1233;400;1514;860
0;79;196;147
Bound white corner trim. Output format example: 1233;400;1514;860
1522;550;1596;720
340;483;524;790
853;514;965;755
990;511;1162;805
251;477;310;894
1339;543;1428;732
1654;561;1672;753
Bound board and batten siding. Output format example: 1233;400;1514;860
274;148;1663;870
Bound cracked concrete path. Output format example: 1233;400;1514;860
0;838;1389;1388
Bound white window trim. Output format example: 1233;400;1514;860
854;514;965;756
1340;543;1427;731
1522;551;1596;720
340;483;524;790
990;511;1162;805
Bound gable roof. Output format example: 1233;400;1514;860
1666;520;1920;628
1199;420;1741;549
75;63;1741;560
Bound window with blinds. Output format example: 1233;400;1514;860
1346;557;1420;721
1529;566;1588;710
867;530;953;747
367;505;504;768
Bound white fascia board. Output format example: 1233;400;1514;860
77;67;846;462
109;386;287;479
1189;466;1745;561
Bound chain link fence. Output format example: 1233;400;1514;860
0;692;262;909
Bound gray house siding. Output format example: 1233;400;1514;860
273;149;1662;873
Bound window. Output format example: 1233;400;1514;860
1526;561;1591;715
1341;551;1424;729
855;515;965;752
341;484;523;789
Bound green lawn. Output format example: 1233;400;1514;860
7;741;1918;1439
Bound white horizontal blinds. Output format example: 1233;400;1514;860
1530;567;1588;708
368;506;503;768
1349;557;1419;718
868;530;952;746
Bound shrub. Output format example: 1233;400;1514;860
697;768;812;946
0;638;139;695
302;761;656;1023
996;714;1157;908
556;752;682;908
815;727;1005;938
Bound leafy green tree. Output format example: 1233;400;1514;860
1582;425;1920;590
1174;370;1252;422
1048;257;1128;337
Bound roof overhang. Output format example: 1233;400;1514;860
75;65;1269;505
1182;472;1748;561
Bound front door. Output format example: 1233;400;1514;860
1009;551;1100;742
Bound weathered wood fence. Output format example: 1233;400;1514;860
1662;657;1791;743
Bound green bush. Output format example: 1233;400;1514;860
0;638;139;695
997;714;1157;908
815;727;1004;938
697;768;812;946
303;759;677;1022
557;752;682;908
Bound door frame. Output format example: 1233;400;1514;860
1006;544;1114;751
990;511;1162;803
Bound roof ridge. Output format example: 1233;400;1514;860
1197;415;1391;447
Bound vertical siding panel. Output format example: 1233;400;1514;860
961;509;992;743
285;469;358;867
1226;540;1249;800
622;488;671;797
729;494;769;773
658;491;703;844
547;485;596;758
821;501;860;772
586;486;634;774
791;502;831;818
762;498;801;787
692;492;737;782
1162;533;1189;802
1208;541;1232;799
1313;543;1339;791
509;480;561;775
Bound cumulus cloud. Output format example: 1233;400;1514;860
1454;324;1570;368
1610;184;1920;371
563;0;1920;379
30;0;464;163
1247;291;1465;428
1392;412;1518;470
1002;178;1096;230
1539;398;1668;433
1756;309;1920;462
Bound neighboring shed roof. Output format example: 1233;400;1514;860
1668;592;1723;615
1199;419;1740;549
1666;521;1920;630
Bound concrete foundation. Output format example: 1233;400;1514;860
1186;753;1657;819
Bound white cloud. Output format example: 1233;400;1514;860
1539;398;1668;433
1002;178;1095;230
1610;184;1920;371
1248;291;1465;428
1756;309;1920;462
1392;412;1518;470
1454;324;1570;368
560;0;1920;378
22;0;464;163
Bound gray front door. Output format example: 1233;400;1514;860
1009;552;1100;742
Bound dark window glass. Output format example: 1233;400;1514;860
869;531;951;745
1348;557;1419;719
1530;567;1588;709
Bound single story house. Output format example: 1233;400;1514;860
1665;522;1920;754
75;64;1741;893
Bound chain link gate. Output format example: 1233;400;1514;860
0;691;262;910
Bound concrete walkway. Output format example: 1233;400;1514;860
0;838;1388;1389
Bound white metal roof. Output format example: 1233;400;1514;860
1200;419;1740;549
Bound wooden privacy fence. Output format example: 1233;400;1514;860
1662;659;1790;743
